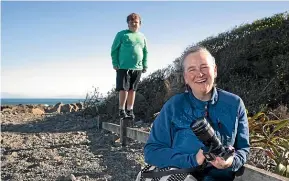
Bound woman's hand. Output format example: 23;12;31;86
196;149;206;166
210;146;235;169
210;155;234;169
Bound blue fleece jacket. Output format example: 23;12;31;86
144;87;250;172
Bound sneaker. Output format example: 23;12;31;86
119;109;127;118
126;110;135;119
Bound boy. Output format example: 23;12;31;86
111;13;148;119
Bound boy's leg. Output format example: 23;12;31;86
116;69;130;118
126;90;136;110
126;70;142;118
119;90;128;110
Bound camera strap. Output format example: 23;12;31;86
141;166;197;178
185;92;216;164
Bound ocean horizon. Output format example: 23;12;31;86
1;98;85;106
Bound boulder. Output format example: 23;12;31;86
31;108;45;115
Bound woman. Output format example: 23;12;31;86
143;46;250;181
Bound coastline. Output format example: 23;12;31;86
1;98;85;106
1;101;85;116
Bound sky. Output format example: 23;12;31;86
1;1;289;98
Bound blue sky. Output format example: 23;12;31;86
1;1;289;98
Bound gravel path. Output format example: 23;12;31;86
1;112;145;181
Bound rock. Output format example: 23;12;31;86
26;105;34;109
31;108;45;115
76;102;84;110
256;163;265;169
53;156;62;162
11;152;18;157
70;103;79;112
1;108;12;113
43;103;83;114
54;103;64;113
1;105;13;110
70;174;78;181
61;104;73;113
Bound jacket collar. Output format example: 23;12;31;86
187;86;218;109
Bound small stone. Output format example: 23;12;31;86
256;163;265;169
70;174;77;181
11;152;18;157
54;156;62;162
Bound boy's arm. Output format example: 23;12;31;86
111;32;122;68
142;37;148;70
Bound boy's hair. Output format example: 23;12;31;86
127;13;142;24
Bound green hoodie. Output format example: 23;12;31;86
111;30;148;70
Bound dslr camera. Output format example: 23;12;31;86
190;117;235;162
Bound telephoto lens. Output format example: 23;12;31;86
190;117;227;161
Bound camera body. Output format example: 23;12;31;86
190;117;234;162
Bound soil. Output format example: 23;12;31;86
1;110;144;181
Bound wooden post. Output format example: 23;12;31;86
120;118;126;146
120;118;128;146
120;117;134;146
130;117;135;127
96;116;102;130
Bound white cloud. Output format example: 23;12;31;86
1;44;185;98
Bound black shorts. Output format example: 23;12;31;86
116;69;142;91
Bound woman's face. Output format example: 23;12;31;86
183;51;217;98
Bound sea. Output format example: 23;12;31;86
1;98;85;106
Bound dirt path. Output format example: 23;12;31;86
1;112;144;181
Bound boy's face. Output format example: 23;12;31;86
128;18;141;32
